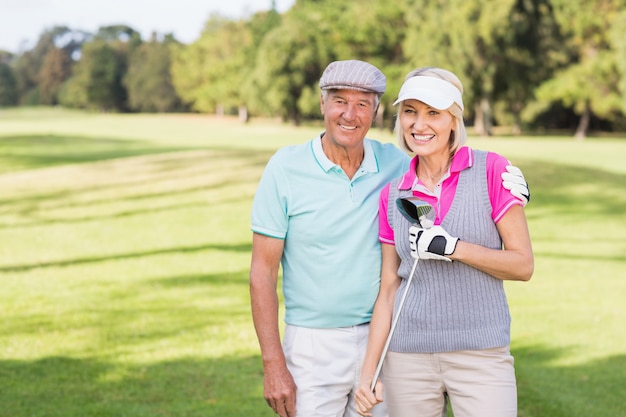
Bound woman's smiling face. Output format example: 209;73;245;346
399;99;455;156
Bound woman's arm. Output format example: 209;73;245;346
450;205;534;281
355;244;402;416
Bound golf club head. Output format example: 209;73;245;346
396;197;435;228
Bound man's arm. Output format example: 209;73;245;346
250;232;296;417
503;164;530;205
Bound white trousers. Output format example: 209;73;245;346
283;323;388;417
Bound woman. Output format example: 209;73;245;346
354;67;534;417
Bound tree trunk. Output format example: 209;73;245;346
474;98;493;137
512;111;522;135
574;100;590;140
290;108;301;126
238;105;249;123
375;103;385;129
473;105;484;135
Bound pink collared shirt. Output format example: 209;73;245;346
379;146;523;244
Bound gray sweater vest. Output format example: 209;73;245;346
388;150;511;352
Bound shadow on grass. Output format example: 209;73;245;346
0;243;252;272
153;271;249;288
0;355;274;417
0;346;623;417
0;144;274;229
3;190;256;230
513;344;626;417
2;163;220;207
0;268;272;417
1;271;252;346
516;159;626;218
5;151;624;237
0;134;200;174
0;134;273;177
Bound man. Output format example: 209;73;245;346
250;60;529;417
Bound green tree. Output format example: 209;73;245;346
95;25;142;50
64;41;127;111
492;0;564;134
323;0;408;126
247;0;407;124
58;65;88;108
612;10;626;118
401;0;564;136
39;48;73;105
12;46;47;105
0;61;18;106
246;6;331;124
172;15;251;116
124;35;185;112
60;25;139;111
171;10;280;120
11;26;83;105
398;0;485;130
529;0;626;138
238;9;282;121
87;42;127;111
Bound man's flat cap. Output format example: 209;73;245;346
319;60;386;95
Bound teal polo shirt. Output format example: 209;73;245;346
251;134;409;328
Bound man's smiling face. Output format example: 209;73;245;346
320;89;378;150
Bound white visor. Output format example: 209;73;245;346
393;76;464;111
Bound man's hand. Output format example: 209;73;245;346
502;165;530;206
409;225;459;261
263;362;297;417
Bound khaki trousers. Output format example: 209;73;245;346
383;347;517;417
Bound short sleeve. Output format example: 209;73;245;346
250;157;289;238
487;152;524;223
378;183;395;244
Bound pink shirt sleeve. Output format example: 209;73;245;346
487;152;524;223
378;183;395;244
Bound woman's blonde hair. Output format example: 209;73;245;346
394;67;467;156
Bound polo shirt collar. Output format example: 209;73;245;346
312;133;378;173
397;146;474;190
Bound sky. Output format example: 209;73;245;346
0;0;296;53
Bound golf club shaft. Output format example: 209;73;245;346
370;256;420;391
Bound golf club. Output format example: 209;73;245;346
370;197;434;392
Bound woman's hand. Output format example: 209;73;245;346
354;374;384;417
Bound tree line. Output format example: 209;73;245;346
0;0;625;138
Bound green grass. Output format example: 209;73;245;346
0;107;625;417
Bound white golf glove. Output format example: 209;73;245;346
408;225;459;262
502;165;530;206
